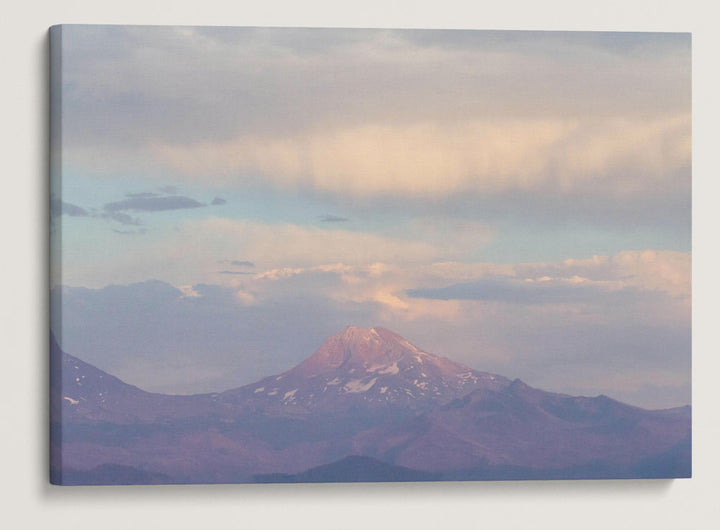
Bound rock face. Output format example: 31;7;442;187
50;327;691;485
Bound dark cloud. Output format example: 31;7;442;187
106;212;142;226
103;196;204;212
50;197;88;218
320;215;350;223
229;260;254;267
406;278;666;306
211;197;227;205
218;271;255;275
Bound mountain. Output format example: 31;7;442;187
254;455;442;483
50;327;691;485
221;326;509;415
350;379;691;475
50;333;219;424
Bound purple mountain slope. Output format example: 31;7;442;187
351;379;690;474
50;327;691;484
51;333;219;424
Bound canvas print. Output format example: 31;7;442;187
49;25;691;485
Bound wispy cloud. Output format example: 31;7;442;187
126;192;159;199
112;228;147;235
105;212;142;226
228;260;254;267
211;197;227;205
103;195;204;212
405;277;657;305
320;215;350;223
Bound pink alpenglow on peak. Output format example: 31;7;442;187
221;326;510;414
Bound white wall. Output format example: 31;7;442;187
3;1;718;528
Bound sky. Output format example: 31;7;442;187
50;25;691;409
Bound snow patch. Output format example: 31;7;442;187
326;377;342;385
343;378;377;393
380;387;388;394
376;362;399;375
268;389;278;396
283;389;298;401
399;338;419;352
254;387;265;393
63;396;79;405
458;372;478;382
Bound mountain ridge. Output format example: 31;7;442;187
50;326;691;484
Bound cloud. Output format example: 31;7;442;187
405;277;660;305
211;197;227;205
60;27;689;206
126;192;159;199
247;250;689;329
153;115;689;200
103;195;204;212
112;228;147;235
106;212;142;226
320;215;350;223
189;217;493;270
218;271;255;275
51;248;690;408
54;214;495;290
228;260;254;267
50;197;88;218
158;185;179;194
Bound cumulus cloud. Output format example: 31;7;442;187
252;250;689;324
